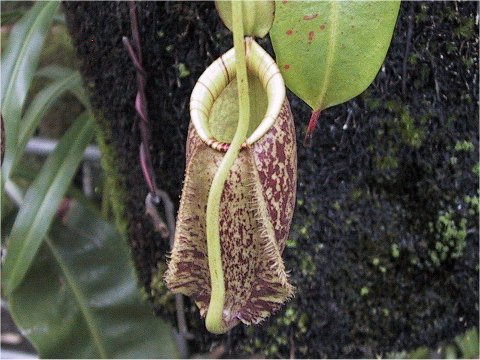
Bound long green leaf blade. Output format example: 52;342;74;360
12;71;83;172
9;202;178;358
1;1;59;185
36;65;91;109
270;1;400;111
2;71;81;179
2;112;94;296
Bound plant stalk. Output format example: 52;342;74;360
205;0;250;334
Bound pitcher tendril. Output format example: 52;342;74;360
205;0;250;334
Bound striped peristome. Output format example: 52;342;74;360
165;38;297;333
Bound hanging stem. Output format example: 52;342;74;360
205;1;250;334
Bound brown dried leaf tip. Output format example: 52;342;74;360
165;39;297;332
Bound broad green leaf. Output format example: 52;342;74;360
2;112;94;296
215;0;275;38
1;0;59;185
9;201;179;358
11;72;83;172
270;1;400;111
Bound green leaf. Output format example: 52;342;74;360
12;72;83;172
455;327;479;359
2;112;94;296
36;64;76;79
13;163;99;215
270;1;400;111
9;201;179;358
215;0;275;38
36;65;91;108
1;0;60;185
1;9;27;26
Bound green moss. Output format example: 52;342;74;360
455;327;479;358
449;156;458;166
391;243;400;258
360;286;369;296
299;226;308;236
399;109;425;149
297;313;309;334
176;63;190;78
375;154;399;171
300;254;316;276
464;194;479;215
385;99;402;113
149;263;175;309
363;94;382;111
351;188;363;201
282;307;296;326
286;238;297;248
406;346;430;359
408;53;420;65
387;327;479;359
454;140;475;152
429;210;468;266
266;344;278;357
454;17;475;38
472;163;480;176
332;201;341;211
94;114;129;235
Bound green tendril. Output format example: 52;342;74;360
205;0;250;334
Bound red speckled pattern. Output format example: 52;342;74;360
165;99;297;330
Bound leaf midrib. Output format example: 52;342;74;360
315;2;340;110
45;235;108;358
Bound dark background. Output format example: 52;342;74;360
63;2;478;358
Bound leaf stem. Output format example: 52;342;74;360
205;0;250;334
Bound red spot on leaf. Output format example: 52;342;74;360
286;29;293;36
303;14;318;21
320;24;326;30
284;64;291;70
282;0;288;3
308;31;315;42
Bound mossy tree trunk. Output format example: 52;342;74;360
64;2;478;358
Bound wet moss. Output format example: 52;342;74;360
454;140;475;152
93;115;129;235
428;210;467;266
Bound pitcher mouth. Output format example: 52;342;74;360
190;37;286;152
